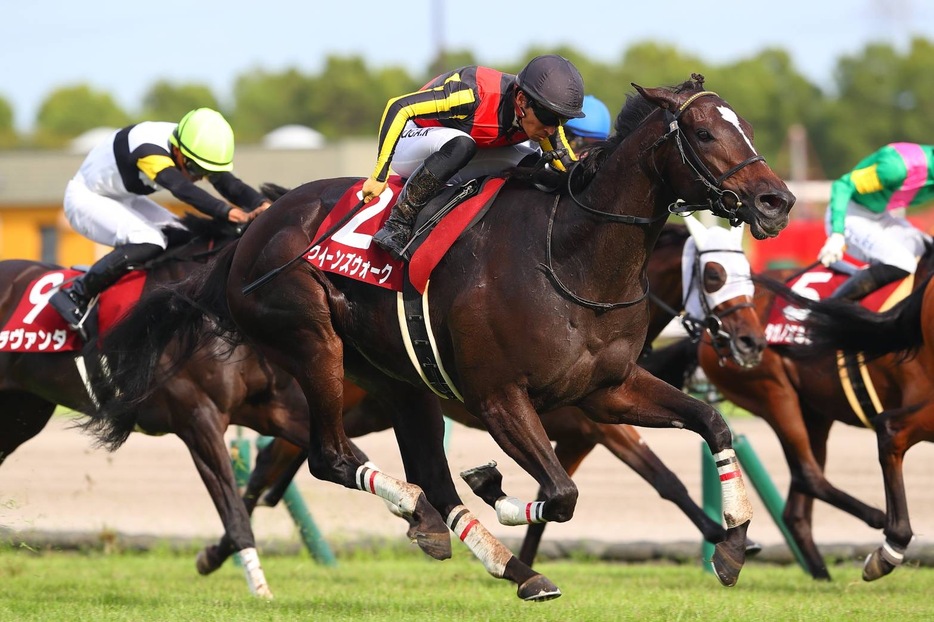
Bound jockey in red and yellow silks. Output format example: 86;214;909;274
362;55;587;261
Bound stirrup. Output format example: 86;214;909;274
49;289;92;340
373;222;413;261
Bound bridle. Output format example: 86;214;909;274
645;91;765;226
683;247;755;366
544;89;764;311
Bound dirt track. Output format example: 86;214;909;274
3;414;934;557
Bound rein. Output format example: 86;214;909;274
543;89;762;312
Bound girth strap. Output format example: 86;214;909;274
397;273;463;401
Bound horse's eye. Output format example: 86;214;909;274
696;129;713;141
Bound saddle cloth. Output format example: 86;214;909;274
764;265;912;346
0;270;147;352
304;175;507;293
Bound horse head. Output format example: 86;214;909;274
682;214;765;369
633;74;794;240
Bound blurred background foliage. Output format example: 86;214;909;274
2;38;934;178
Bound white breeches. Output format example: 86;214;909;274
63;174;178;248
390;122;538;182
827;201;931;273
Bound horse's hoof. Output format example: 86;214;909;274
744;537;763;557
196;546;223;575
413;530;452;560
460;461;505;505
862;548;897;582
253;583;274;600
711;520;749;587
517;574;562;601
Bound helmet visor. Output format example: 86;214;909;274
528;98;567;127
183;157;210;178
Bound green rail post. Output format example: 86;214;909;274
700;442;722;573
230;428;251;489
254;436;337;567
732;433;809;572
229;429;252;568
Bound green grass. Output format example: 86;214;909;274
1;544;932;621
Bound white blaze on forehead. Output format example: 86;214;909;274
717;105;757;154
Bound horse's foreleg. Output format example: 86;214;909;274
863;410;929;581
582;367;752;587
173;408;271;599
595;422;736;547
464;385;579;527
516;435;595;566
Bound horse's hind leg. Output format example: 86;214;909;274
231;282;449;560
0;391;56;467
863;407;933;581
381;385;561;601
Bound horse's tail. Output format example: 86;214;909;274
761;273;928;362
80;242;241;451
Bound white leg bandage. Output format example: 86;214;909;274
237;547;272;599
355;464;421;515
713;449;753;528
493;496;546;526
446;505;513;578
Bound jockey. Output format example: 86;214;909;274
49;107;271;328
362;54;586;260
563;95;611;154
817;142;934;300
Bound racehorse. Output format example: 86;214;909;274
696;246;934;582
0;215;339;599
209;216;767;569
86;74;794;599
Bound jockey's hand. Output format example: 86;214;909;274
251;201;272;217
362;177;387;203
818;232;847;267
543;149;574;173
227;207;253;224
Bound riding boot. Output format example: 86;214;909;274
49;242;163;327
372;164;447;261
829;263;910;301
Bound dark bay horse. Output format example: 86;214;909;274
213;216;767;569
0;216;331;599
696;248;934;582
88;75;794;599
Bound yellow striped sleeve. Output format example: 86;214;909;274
137;154;177;181
850;165;883;195
371;84;476;181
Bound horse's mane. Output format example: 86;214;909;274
573;75;705;190
507;74;706;193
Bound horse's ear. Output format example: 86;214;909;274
632;83;678;112
682;214;708;250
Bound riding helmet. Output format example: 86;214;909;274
515;55;586;119
170;108;235;172
565;95;611;140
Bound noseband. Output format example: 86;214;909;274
646;91;765;226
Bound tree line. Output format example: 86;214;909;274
1;39;933;179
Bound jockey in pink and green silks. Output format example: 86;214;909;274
817;143;934;300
